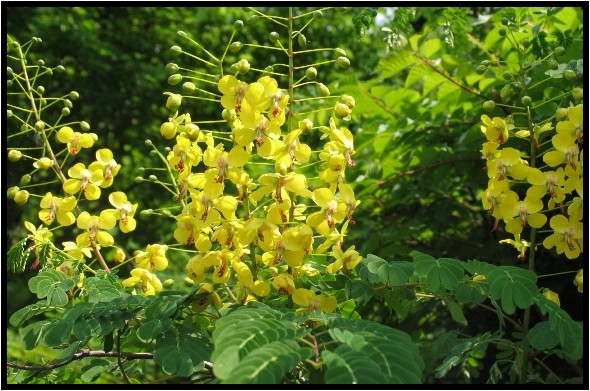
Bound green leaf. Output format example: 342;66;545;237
153;327;211;377
222;341;312;384
528;321;560;351
21;321;50;350
81;359;111;383
535;295;583;360
43;320;73;346
488;267;537;314
145;298;178;320
345;279;373;305
137;318;173;342
7;238;33;273
55;341;81;364
322;345;389;384
377;50;419;79
9;300;49;327
413;253;464;292
454;283;487;304
439;292;467;326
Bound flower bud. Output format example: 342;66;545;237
145;139;153;146
185;123;200;141
177;30;188;38
166;94;182;112
298;34;307;47
341;95;356;109
483;100;496;112
555;107;569;121
182;81;196;94
37;85;45;94
20;174;31;186
475;65;486;74
237;59;250;74
168;73;182;85
317;83;330;97
160;121;178;139
564;70;577;81
8;150;22;162
56;65;65;73
165;63;179;74
230;42;243;52
35;120;45;132
313;10;323;19
521;96;532;107
234;20;244;30
163;279;175;288
500;85;511;100
222;109;237;123
80;121;91;131
34;157;53;170
336;56;350;68
134;176;144;183
269;32;279;43
7;186;19;200
554;46;565;56
114;248;126;263
7;110;13;118
502;71;512;81
498;28;506;37
149;174;158;181
63;99;73;109
170;45;182;55
7;67;13;76
14;190;30;205
574;269;583;293
61;107;70;116
299;118;313;134
335;102;351;119
247;14;259;24
263;65;274;74
522;38;530;48
305;67;317;80
69;91;80;100
335;48;347;57
572;87;583;101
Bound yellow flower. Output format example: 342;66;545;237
38;192;77;226
63;162;103;200
526;168;566;204
88;149;121;188
275;129;311;172
542;214;583;259
556;103;582;144
250;172;313;206
173;212;213;252
480;115;512;144
543;133;579;170
542;288;560;307
62;235;94;260
56;126;96;155
24;221;53;245
190;283;222;313
292;288;337;313
262;224;313;268
135;244;168;271
203;145;249;185
76;211;117;247
122;268;163;296
573;269;583;293
106;191;138;233
499;234;530;262
486;147;529;181
499;194;547;235
306;187;348;237
167;135;203;179
218;75;251;113
326;245;362;274
272;273;295;295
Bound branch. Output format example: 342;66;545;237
7;350;152;371
7;351;214;373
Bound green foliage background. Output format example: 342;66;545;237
5;6;584;384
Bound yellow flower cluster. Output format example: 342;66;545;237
480;104;583;261
148;71;361;310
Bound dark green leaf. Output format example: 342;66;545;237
488;267;537;314
81;359;111;383
43;320;73;346
322;345;389;384
528;321;560;351
345;279;373;305
55;341;81;364
9;300;49;327
21;321;50;350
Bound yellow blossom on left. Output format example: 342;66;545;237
38;192;77;226
122;268;163;296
